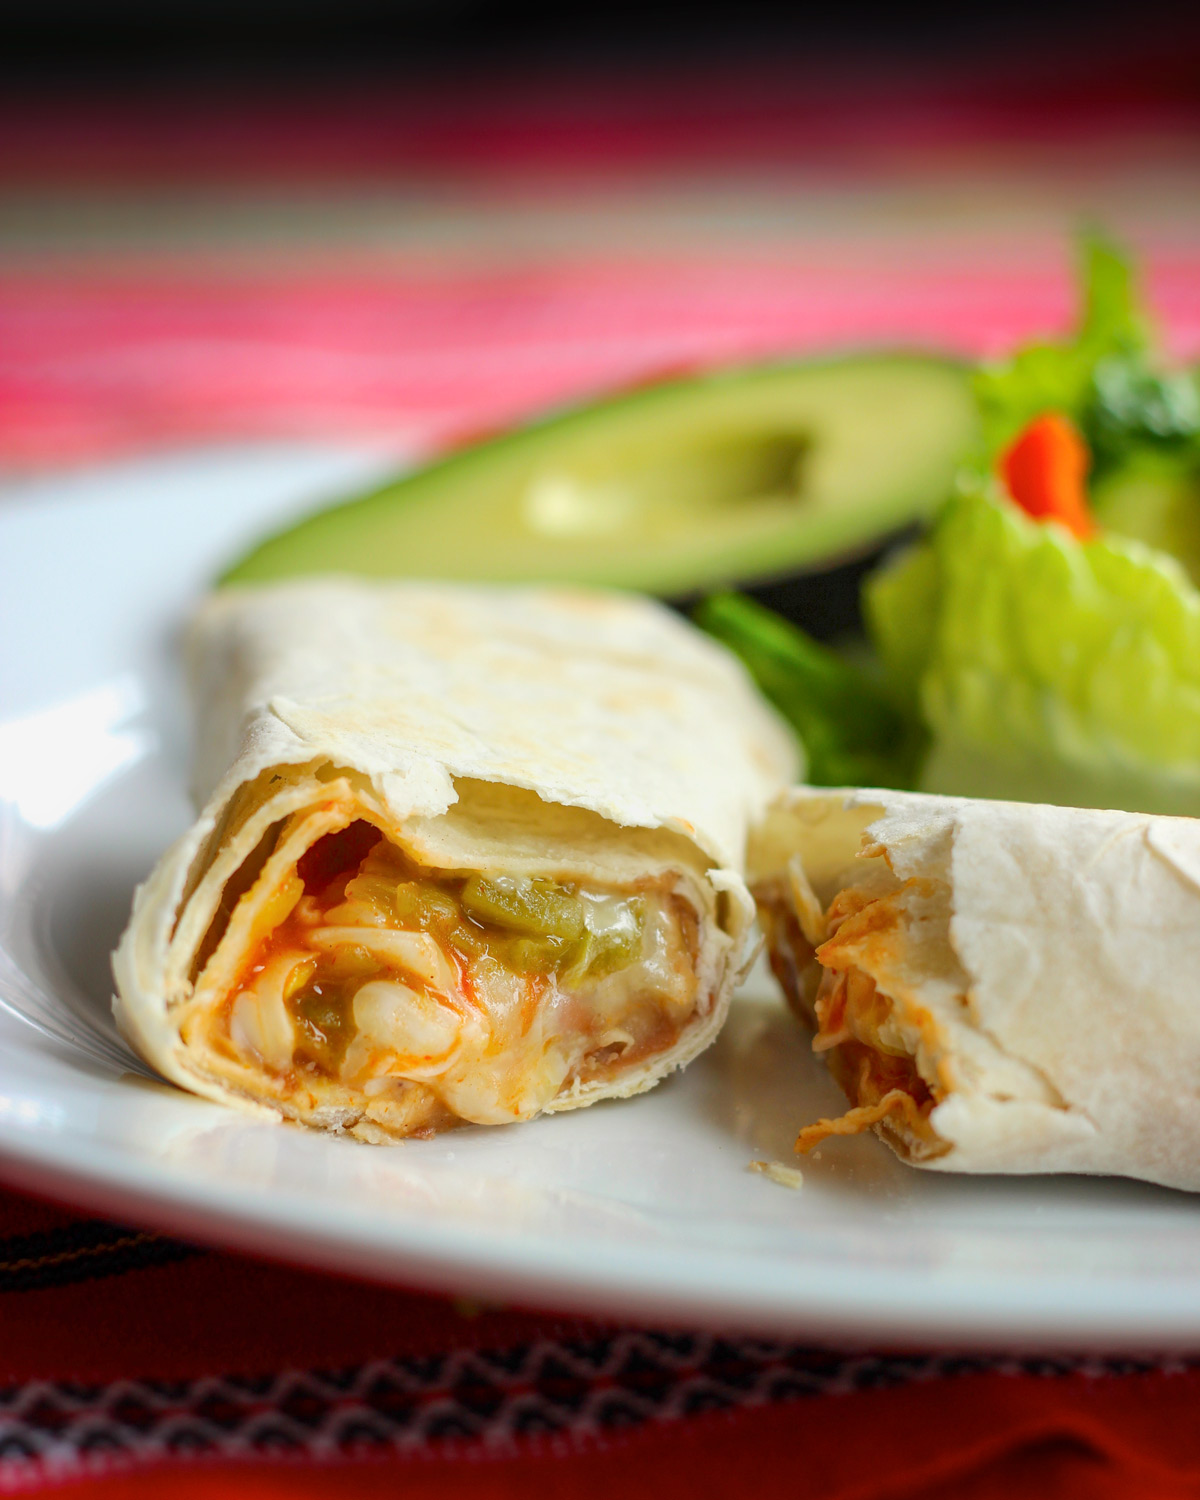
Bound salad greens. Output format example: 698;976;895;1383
698;232;1200;815
866;484;1200;814
974;232;1200;481
977;232;1200;578
694;592;921;788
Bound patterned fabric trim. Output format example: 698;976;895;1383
0;1225;199;1295
0;1331;1188;1492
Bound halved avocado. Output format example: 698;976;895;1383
222;354;977;594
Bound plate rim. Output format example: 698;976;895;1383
4;450;1200;1354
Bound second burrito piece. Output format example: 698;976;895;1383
750;788;1200;1191
115;581;797;1141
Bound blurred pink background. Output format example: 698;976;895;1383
2;48;1197;475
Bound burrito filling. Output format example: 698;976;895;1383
758;876;948;1160
179;815;703;1135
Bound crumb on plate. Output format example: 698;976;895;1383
748;1159;804;1191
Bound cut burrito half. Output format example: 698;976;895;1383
114;580;797;1141
750;787;1200;1190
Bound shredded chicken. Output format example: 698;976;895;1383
759;877;948;1161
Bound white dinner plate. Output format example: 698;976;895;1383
2;446;1200;1351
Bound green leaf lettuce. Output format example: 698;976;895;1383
974;232;1199;474
865;485;1200;814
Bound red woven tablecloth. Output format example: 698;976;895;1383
3;58;1200;1497
4;1186;1200;1499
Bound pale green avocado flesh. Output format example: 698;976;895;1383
222;355;978;593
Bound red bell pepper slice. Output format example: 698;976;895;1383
999;412;1095;541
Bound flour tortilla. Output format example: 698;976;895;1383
114;580;798;1138
750;787;1200;1190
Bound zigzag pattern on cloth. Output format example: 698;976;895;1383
0;1330;1184;1490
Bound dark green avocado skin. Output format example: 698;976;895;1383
220;352;978;628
